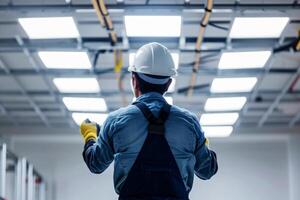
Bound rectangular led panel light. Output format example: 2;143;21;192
63;97;107;112
125;16;181;37
229;17;289;38
204;97;247;112
200;113;239;125
72;112;108;126
38;51;91;69
202;126;233;137
218;51;271;69
18;17;80;39
210;77;257;93
129;52;179;69
53;78;100;93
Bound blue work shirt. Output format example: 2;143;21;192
83;92;218;194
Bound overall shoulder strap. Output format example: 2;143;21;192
132;102;156;123
158;103;171;123
132;101;171;124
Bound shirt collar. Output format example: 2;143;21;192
135;92;166;103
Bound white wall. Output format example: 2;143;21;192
288;134;300;200
8;134;291;200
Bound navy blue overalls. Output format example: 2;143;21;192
119;101;189;200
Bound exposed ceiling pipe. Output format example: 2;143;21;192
186;0;213;97
92;0;128;105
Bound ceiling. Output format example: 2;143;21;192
0;0;299;135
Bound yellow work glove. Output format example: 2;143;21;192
80;119;100;143
205;138;210;148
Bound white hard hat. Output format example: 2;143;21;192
128;42;177;77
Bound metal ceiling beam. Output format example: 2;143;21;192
0;3;299;11
258;66;300;127
289;112;300;127
0;59;49;127
0;102;18;126
0;37;297;50
0;89;299;98
0;67;297;77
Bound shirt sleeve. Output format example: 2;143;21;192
192;115;218;180
82;116;115;174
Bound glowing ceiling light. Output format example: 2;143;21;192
63;97;107;112
210;77;257;93
229;17;289;38
38;51;91;69
202;126;233;137
125;16;182;37
200;113;239;125
72;112;108;126
204;97;247;111
218;51;271;69
53;77;100;93
18;17;79;39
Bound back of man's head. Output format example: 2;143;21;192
128;42;177;94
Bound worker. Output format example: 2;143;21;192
80;42;218;200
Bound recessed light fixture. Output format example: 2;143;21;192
72;112;108;126
200;113;239;125
125;16;182;37
229;17;289;38
218;51;271;69
202;126;233;137
210;77;257;93
53;78;100;93
129;52;179;69
38;51;91;69
204;97;247;112
18;17;80;39
63;97;107;112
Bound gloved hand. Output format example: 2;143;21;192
80;119;100;143
205;138;209;147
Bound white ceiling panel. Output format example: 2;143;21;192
0;76;21;91
0;52;35;69
181;24;229;38
12;0;66;5
0;24;27;39
78;24;124;37
271;52;300;69
10;110;37;117
278;102;300;115
190;0;235;4
258;74;291;91
293;78;300;91
32;95;57;103
78;24;108;37
149;0;184;4
44;110;65;117
72;0;117;5
99;77;131;92
240;0;294;4
2;102;31;109
18;75;49;91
